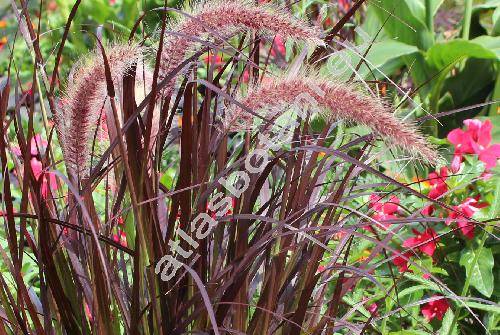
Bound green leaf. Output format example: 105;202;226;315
473;0;500;11
459;247;495;297
370;0;433;50
426;39;498;69
327;40;419;79
464;301;500;314
473;35;500;59
439;309;458;335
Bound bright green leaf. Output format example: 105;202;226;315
370;0;433;50
426;39;498;69
439;309;458;335
326;40;418;79
459;247;495;297
473;35;500;58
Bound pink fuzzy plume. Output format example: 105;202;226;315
228;76;440;164
159;0;322;96
56;43;143;176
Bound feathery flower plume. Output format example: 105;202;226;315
227;75;440;164
56;43;144;175
159;0;322;96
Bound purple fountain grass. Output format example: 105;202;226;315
56;43;145;176
227;74;440;164
159;0;323;96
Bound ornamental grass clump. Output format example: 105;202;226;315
1;0;496;334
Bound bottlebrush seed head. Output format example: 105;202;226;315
226;75;440;165
56;43;143;176
159;0;323;96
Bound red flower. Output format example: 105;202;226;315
393;251;412;273
446;197;488;239
421;295;449;321
338;0;351;13
403;228;439;257
203;52;224;68
447;119;500;171
367;302;378;316
12;134;47;158
427;167;448;199
366;194;400;230
113;230;127;247
30;158;58;199
269;35;286;58
0;36;7;52
421;205;434;216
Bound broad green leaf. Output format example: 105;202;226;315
404;273;442;292
426;39;498;69
328;40;419;79
473;0;500;11
473;35;500;58
414;0;444;17
494;7;500;35
459;247;494;297
439;309;458;335
464;301;500;314
370;0;433;50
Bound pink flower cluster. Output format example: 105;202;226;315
367;194;400;230
447;119;500;172
12;135;58;199
389;119;497;322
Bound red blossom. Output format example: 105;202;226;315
202;52;224;68
403;228;439;257
367;302;378;316
366;194;400;230
393;251;412;273
421;296;449;321
113;230;127;247
30;158;58;199
421;205;434;216
447;119;500;171
338;0;351;13
0;36;7;52
427;167;448;199
12;134;47;157
446;197;488;239
269;35;286;57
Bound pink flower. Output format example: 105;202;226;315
403;228;439;257
113;230;127;247
30;158;58;199
421;296;449;321
366;194;400;230
447;119;500;171
269;35;286;57
202;52;224;68
421;205;434;216
30;135;47;155
427;167;448;199
338;0;351;13
367;303;378;316
12;134;47;157
393;251;412;273
446;197;488;239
